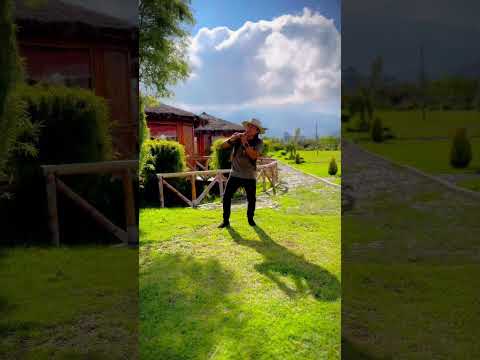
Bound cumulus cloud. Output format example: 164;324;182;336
172;8;340;109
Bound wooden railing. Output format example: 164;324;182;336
42;160;138;246
157;158;279;208
186;155;211;171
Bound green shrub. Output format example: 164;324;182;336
295;153;305;164
141;139;187;205
8;85;117;244
272;143;284;151
371;117;384;142
14;84;113;166
139;95;150;174
450;128;472;168
262;139;271;155
211;138;232;169
328;157;338;175
280;151;287;156
0;0;37;176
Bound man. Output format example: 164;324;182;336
218;118;265;228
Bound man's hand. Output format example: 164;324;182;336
222;132;244;149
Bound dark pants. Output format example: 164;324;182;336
222;176;256;222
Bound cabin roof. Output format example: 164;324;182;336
196;112;244;132
145;104;198;120
14;0;136;31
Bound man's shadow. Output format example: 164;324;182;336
227;226;340;301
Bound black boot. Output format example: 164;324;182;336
218;221;230;228
248;218;256;227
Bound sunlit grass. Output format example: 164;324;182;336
140;183;341;359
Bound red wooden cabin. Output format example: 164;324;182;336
14;0;139;159
145;104;200;158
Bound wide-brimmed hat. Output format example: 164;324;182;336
242;118;265;134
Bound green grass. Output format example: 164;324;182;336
140;183;341;359
343;185;480;358
362;139;480;174
0;247;138;359
343;110;480;140
457;178;480;192
271;150;342;178
342;110;480;176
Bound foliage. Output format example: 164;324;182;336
6;85;118;243
0;0;37;176
295;153;305;164
14;85;113;167
286;142;297;159
211;138;232;170
261;138;271;155
328;157;338;175
371;117;384;142
450;128;472;168
139;94;151;174
139;0;195;97
141;139;187;204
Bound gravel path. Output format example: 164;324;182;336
341;140;479;212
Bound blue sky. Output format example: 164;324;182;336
169;0;341;138
190;0;341;33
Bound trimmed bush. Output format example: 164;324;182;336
15;85;113;165
450;128;472;168
141;139;188;205
328;157;338;176
211;138;232;170
371;117;384;142
295;153;305;164
7;85;117;244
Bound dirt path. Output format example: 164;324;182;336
199;162;338;211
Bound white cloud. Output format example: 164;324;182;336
173;8;340;109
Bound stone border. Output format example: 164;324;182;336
347;140;480;199
279;162;341;189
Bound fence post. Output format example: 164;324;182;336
158;176;165;208
122;169;138;245
191;174;197;207
46;173;60;246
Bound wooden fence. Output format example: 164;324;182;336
157;158;279;208
41;160;138;246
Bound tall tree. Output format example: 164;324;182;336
139;0;195;97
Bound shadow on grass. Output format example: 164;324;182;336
342;337;391;360
227;226;340;301
140;253;239;360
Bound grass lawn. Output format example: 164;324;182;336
271;150;342;179
362;138;480;174
343;110;480;141
343;188;480;358
140;183;341;359
0;247;138;360
457;177;480;192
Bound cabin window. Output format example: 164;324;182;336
152;124;177;141
20;46;92;89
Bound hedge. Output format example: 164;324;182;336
141;139;190;205
211;138;232;169
6;84;118;244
